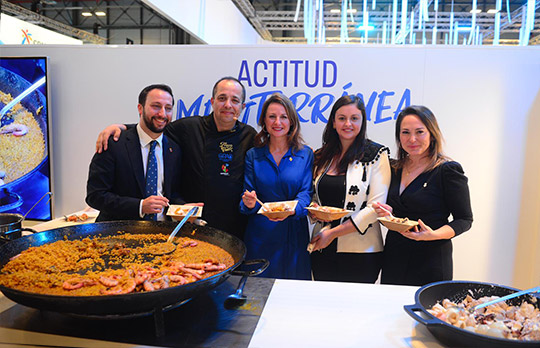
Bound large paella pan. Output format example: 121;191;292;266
0;220;246;317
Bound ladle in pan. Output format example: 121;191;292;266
0;76;46;126
96;206;198;256
149;206;199;255
453;285;540;314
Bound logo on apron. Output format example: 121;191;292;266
221;163;229;175
219;142;233;176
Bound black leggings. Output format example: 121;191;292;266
311;239;382;283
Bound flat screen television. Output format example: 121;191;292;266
0;56;53;220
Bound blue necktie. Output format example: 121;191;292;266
145;140;158;220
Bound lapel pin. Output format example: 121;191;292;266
423;183;427;188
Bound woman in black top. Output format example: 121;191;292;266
373;105;473;286
309;95;390;283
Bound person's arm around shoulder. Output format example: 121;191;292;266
95;124;128;153
163;118;187;146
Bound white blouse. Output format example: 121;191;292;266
312;142;391;253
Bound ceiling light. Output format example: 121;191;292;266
357;24;375;31
81;12;92;17
330;9;357;14
95;11;106;16
469;9;482;14
487;9;499;14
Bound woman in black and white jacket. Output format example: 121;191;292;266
309;95;391;283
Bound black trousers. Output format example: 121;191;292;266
311;239;383;283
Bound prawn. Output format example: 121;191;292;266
63;278;96;290
169;275;187;285
159;275;170;289
142;276;170;292
204;264;227;271
99;275;119;287
181;240;198;248
0;123;28;137
184;262;226;271
178;266;204;279
100;278;136;295
134;272;151;285
143;280;155;292
184;263;207;270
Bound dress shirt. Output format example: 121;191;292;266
136;124;165;220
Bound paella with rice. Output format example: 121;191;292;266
0;90;45;185
0;231;234;296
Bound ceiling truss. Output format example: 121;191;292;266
1;0;107;43
3;0;539;45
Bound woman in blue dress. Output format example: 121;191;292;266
240;93;313;280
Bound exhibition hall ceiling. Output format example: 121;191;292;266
3;0;539;45
244;0;540;44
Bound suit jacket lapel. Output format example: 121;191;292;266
125;128;145;196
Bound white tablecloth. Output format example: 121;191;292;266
248;279;444;348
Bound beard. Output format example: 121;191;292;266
142;109;169;134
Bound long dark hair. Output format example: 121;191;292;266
314;95;367;175
394;105;449;171
253;93;304;152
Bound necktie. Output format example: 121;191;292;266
145;140;158;220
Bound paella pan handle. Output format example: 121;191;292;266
225;259;269;309
404;304;443;327
231;258;270;277
0;228;36;245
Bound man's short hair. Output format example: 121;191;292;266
138;84;174;106
212;77;246;104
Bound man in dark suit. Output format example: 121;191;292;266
94;78;257;239
86;84;184;221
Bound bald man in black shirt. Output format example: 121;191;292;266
96;77;256;240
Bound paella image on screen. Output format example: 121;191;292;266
0;57;52;220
